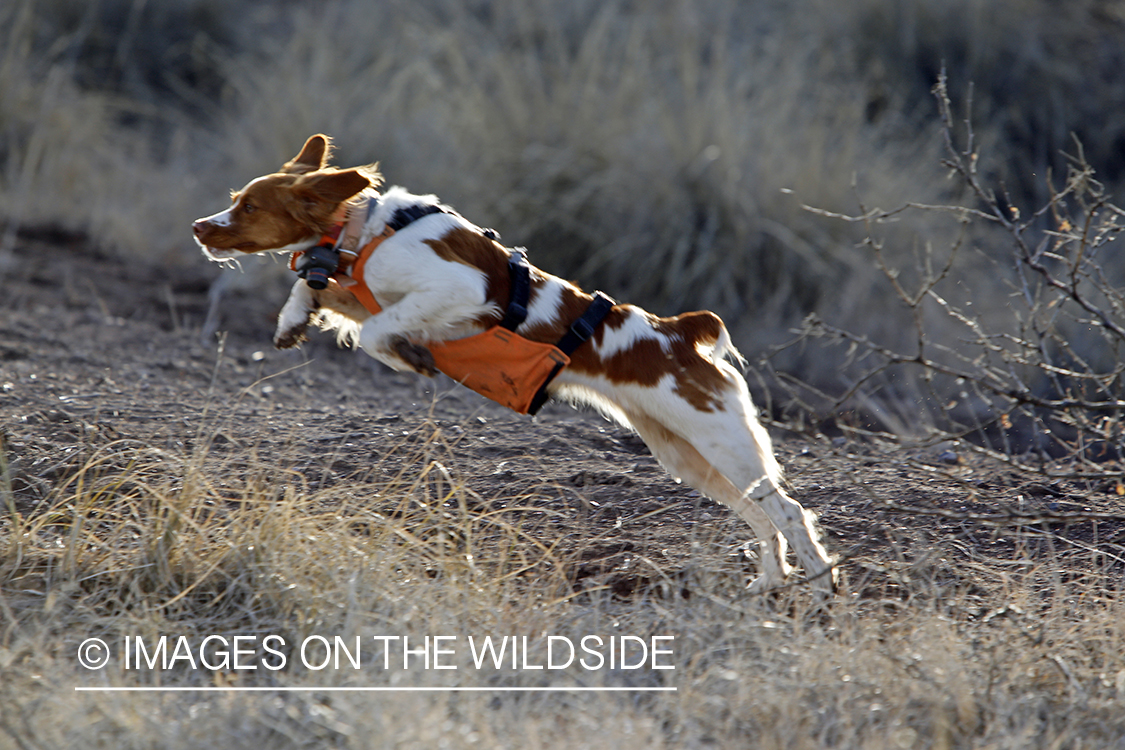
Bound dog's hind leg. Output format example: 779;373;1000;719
669;369;837;597
626;412;793;593
728;485;836;597
623;377;835;596
688;415;836;597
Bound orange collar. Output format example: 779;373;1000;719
288;197;373;273
338;226;394;315
287;195;394;315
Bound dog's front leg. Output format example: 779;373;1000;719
274;280;318;349
357;328;438;377
387;335;438;377
356;291;474;377
358;320;438;377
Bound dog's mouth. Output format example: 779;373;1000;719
195;236;269;259
198;242;244;262
197;238;316;262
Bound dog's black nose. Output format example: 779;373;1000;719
192;220;209;238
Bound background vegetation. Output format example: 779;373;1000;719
7;0;1125;369
3;0;1125;747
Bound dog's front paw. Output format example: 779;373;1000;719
275;281;319;349
390;335;437;377
271;312;310;348
274;320;311;349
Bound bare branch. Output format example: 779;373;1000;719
782;71;1125;482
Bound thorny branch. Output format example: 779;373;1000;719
771;70;1125;493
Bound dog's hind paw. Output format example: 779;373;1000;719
746;574;787;596
390;335;437;377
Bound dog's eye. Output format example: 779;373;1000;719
243;203;256;214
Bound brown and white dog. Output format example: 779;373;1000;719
193;134;836;596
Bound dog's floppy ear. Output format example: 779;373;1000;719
281;134;332;175
293;168;371;206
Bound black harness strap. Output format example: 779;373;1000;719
555;292;615;357
499;249;531;331
527;290;615;416
386;201;501;240
386;203;446;231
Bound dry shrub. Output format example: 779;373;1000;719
842;0;1125;203
0;2;117;258
772;73;1125;483
3;6;1125;744
2;0;951;366
0;0;243;267
10;0;1125;392
196;0;946;338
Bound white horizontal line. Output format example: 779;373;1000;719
76;686;676;693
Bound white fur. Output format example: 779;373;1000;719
201;207;234;227
522;277;565;332
587;304;667;360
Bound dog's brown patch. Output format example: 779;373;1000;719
424;227;517;328
656;311;732;412
585;313;730;412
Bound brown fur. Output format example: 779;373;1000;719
423;227;513;329
519;280;728;411
195;171;372;254
281;134;332;174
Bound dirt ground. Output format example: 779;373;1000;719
3;232;1125;597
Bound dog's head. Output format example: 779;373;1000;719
193;134;379;261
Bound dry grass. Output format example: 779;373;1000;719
2;411;1124;748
